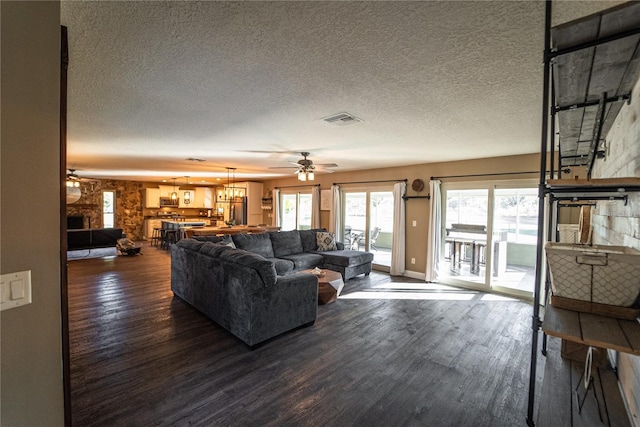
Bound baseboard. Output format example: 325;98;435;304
403;270;425;280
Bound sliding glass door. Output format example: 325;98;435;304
490;187;538;294
342;188;394;268
280;192;312;230
440;188;489;286
439;181;538;298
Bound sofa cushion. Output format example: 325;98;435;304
176;238;208;252
270;230;303;257
299;228;326;252
232;233;274;258
219;249;277;287
279;253;324;271
198;242;235;258
316;231;337;251
266;257;295;276
193;235;234;245
318;250;374;267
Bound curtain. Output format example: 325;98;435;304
425;179;442;282
329;184;341;238
311;186;321;229
390;181;406;276
272;188;281;227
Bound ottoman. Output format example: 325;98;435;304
319;250;374;280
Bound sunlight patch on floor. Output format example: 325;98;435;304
372;282;461;291
339;290;477;301
480;293;519;302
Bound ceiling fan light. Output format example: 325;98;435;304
297;171;306;181
307;171;314;181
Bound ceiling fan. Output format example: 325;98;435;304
66;169;82;188
269;152;338;181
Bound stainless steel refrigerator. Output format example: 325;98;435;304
229;198;247;225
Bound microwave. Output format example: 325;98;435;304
159;197;179;207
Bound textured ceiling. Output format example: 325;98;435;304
60;1;627;183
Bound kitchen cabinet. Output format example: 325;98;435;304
144;188;160;208
179;190;194;208
158;185;176;198
194;187;213;209
178;187;212;208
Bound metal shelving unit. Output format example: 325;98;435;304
526;2;640;425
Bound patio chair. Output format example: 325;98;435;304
357;227;380;251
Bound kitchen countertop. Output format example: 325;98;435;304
189;225;281;235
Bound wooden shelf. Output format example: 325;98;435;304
542;305;640;356
547;177;640;188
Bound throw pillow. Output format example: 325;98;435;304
316;231;337;251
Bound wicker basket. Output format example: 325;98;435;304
546;242;640;307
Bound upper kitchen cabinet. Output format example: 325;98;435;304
179;187;212;209
178;190;194;208
144;188;160;208
194;187;213;209
158;185;176;198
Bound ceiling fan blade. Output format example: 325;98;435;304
315;163;339;168
268;166;299;169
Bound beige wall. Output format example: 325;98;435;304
262;153;541;275
1;1;65;426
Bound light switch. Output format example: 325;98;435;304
10;279;25;299
0;270;32;311
412;220;417;227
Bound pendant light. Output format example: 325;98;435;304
170;178;178;200
183;176;191;205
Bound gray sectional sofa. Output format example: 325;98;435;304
170;228;373;347
226;228;374;280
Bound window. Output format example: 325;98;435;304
280;192;312;230
103;190;115;228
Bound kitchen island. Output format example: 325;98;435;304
161;220;208;230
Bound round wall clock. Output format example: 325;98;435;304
411;179;424;192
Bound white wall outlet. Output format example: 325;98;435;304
412;220;417;227
0;270;32;311
411;258;416;264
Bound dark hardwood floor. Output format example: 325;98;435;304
68;244;536;426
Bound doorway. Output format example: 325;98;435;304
439;181;538;299
342;189;394;268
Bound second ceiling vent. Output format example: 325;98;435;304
322;112;363;126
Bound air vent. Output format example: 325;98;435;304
322;112;363;126
186;157;206;162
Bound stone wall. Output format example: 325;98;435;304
67;179;145;240
590;76;640;425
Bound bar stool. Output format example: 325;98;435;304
150;227;162;247
162;229;179;250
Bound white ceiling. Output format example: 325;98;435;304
60;1;626;184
